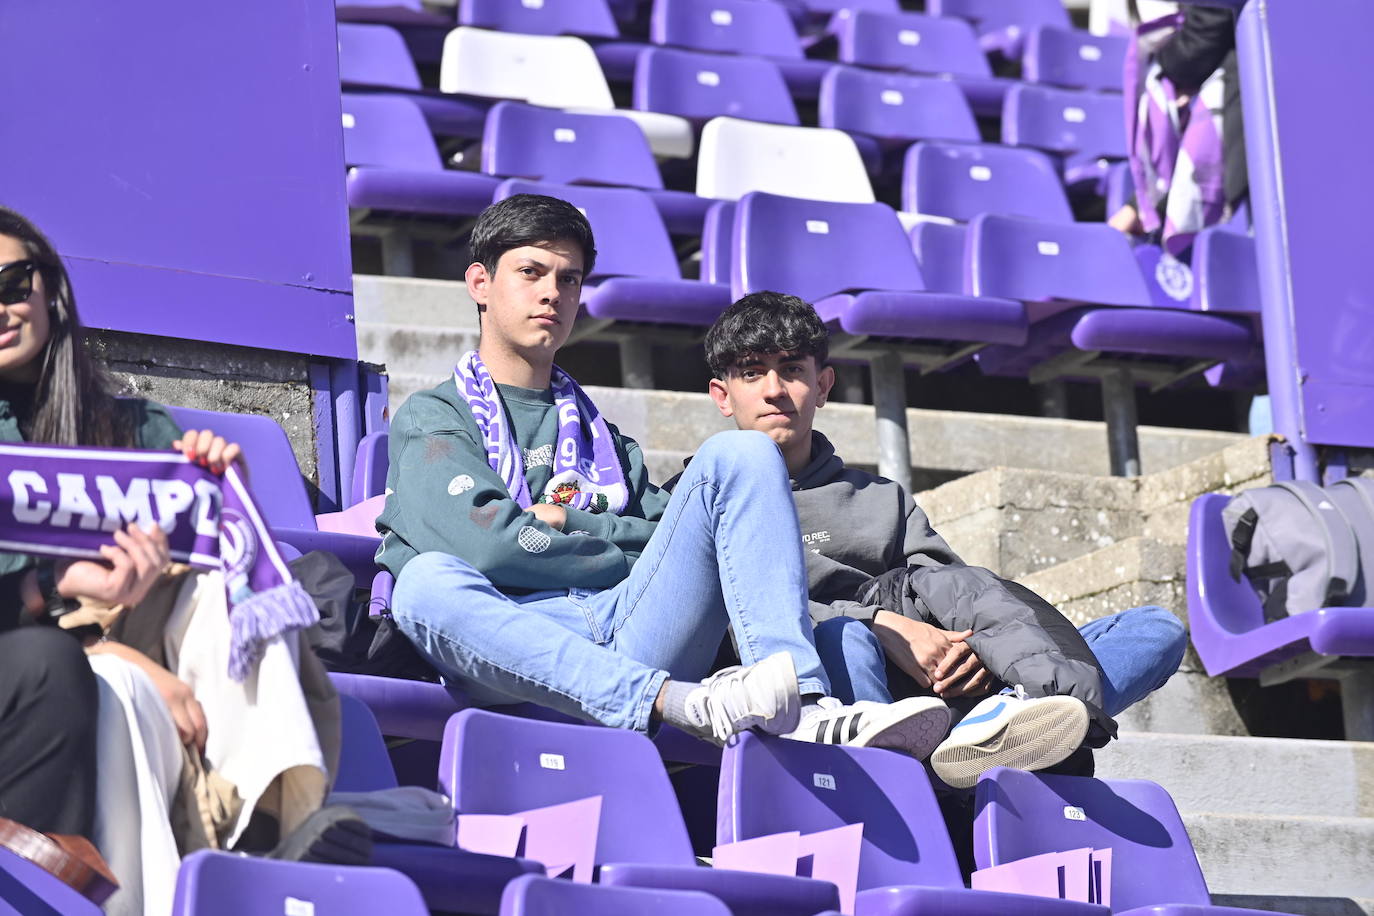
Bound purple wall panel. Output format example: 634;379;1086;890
1240;0;1374;458
0;0;356;359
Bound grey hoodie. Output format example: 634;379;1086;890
791;432;962;623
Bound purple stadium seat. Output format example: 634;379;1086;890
967;214;1153;312
719;733;1108;916
634;47;798;126
459;0;619;39
820;66;979;150
493;179;731;327
336;0;451;27
974;768;1296;916
927;0;1070;58
733;192;1027;353
350;431;390;506
341;93;499;220
337;24;489;139
333;693;547;914
501;874;732;916
482;102;710;236
1022;27;1128;93
1002;84;1127;186
442;710;842;916
1187;494;1374;679
1190;228;1261;315
171;850;428;916
165;405;382;577
909;221;969;296
650;0;831;99
0;847;102;916
827;9;1013;116
903;141;1074;224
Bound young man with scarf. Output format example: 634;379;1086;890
694;292;1189;788
376;195;951;751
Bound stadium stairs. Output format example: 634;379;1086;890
355;274;1372;914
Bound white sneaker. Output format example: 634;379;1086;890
684;651;801;745
783;696;953;759
929;685;1089;789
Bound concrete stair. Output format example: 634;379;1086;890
1095;732;1374;911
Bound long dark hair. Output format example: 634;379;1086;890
0;206;132;447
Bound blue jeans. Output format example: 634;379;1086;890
815;605;1187;717
391;430;829;733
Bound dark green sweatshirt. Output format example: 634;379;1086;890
375;377;670;590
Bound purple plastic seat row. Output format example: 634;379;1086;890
974;767;1300;916
719;733;1107;916
819;66;979;174
501;874;732;916
1022;27;1128;94
927;0;1070;58
443;709;841;915
827;9;1016;116
1003;83;1128;186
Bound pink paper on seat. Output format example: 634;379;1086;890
456;795;602;883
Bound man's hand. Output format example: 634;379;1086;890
931;638;995;699
871;610;973;688
57;524;170;607
528;502;567;531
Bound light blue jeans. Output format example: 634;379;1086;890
391;430;829;733
815;605;1187;717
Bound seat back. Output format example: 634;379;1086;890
909;221;969;295
1192;228;1261;315
459;0;619;39
1023;27;1128;93
165;406;317;529
483;103;663;190
732;192;924;302
652;0;802;59
819;66;978;144
342;93;444;172
336;694;401;792
831;10;990;78
441;709;696;867
697;118;874;203
338;23;423;90
718;733;964;891
172;850;427;915
1003;84;1127;160
927;0;1069;34
439;27;614;109
499;874;731;916
635;47;797;126
0;847;102;916
967;213;1153;306
493;179;681;282
973;768;1212;910
1188;492;1269;641
902;140;1072;223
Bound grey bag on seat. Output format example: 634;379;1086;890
1222;481;1361;622
1325;476;1374;607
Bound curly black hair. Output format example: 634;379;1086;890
704;291;829;378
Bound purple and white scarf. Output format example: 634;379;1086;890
0;442;318;681
454;350;628;515
1125;13;1227;255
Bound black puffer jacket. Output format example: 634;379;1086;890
861;565;1117;747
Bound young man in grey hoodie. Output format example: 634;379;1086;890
695;292;1189;787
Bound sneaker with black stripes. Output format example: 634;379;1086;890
781;695;952;759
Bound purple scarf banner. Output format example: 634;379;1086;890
0;442;318;681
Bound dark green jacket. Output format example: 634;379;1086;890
375;377;669;590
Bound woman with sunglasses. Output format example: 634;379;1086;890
0;207;352;912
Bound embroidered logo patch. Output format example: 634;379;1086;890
1154;255;1194;301
518;525;552;553
447;474;475;496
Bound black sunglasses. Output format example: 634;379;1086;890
0;260;37;307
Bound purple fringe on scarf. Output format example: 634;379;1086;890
0;442;318;681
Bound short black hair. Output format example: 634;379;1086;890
469;193;597;276
705;291;829;378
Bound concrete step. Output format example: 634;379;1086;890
353;274;476;328
1096;732;1374;819
1183;811;1374;902
357;322;478;381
